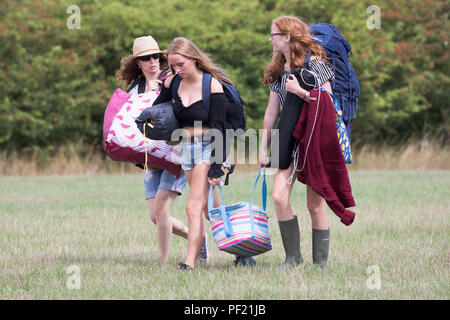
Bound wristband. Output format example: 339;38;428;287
223;161;232;170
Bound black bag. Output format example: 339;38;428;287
270;68;315;169
135;100;180;141
291;68;316;91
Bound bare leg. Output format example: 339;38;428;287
272;162;296;221
148;190;188;263
183;162;211;268
306;185;328;229
148;195;188;239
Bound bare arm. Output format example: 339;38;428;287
210;77;224;94
259;91;280;166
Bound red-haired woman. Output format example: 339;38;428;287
260;16;335;269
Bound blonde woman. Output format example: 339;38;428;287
152;37;255;270
116;36;208;264
260;17;334;268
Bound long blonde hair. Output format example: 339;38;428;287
115;52;169;89
263;16;329;85
168;37;232;85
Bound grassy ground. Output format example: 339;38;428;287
0;170;448;299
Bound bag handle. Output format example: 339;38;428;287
208;167;267;238
249;167;267;212
248;167;267;239
208;184;233;236
208;167;267;213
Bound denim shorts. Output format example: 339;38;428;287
143;168;187;200
180;140;212;171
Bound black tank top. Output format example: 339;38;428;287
172;96;209;127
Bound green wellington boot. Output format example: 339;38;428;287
278;216;304;268
312;228;330;269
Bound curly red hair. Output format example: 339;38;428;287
263;16;329;85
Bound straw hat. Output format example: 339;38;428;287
131;36;162;57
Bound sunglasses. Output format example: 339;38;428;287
270;32;287;39
137;53;161;62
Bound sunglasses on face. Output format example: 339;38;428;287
138;53;161;62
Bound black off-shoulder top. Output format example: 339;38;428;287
153;80;229;179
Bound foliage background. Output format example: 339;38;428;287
0;0;448;158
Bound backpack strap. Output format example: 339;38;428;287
202;72;212;114
170;73;212;115
304;52;311;70
170;74;182;99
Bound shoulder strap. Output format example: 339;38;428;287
304;52;311;70
171;72;213;113
170;74;182;99
202;72;212;114
126;79;138;93
135;77;146;94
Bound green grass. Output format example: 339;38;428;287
0;170;449;299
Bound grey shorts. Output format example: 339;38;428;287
143;169;187;200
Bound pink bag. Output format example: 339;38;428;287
103;88;182;177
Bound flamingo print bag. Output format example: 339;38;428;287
103;88;182;177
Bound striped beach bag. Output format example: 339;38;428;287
208;168;272;257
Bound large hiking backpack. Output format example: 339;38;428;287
171;72;247;131
306;23;360;140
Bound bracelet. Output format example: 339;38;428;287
222;161;232;170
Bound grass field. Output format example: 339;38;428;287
0;170;448;300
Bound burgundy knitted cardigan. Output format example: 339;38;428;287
292;89;356;226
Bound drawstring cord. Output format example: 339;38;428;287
287;143;299;185
287;89;322;185
143;121;148;173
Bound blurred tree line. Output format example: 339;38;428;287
0;0;448;158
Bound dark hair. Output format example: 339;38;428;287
115;53;169;89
